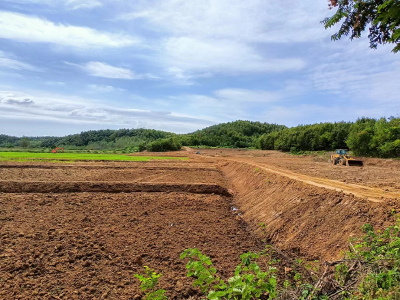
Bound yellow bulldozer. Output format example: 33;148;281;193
330;149;363;167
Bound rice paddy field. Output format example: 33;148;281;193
0;152;189;162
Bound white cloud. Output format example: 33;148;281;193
215;89;282;103
166;87;300;122
44;81;65;86
0;51;40;71
117;1;311;78
119;0;331;44
66;0;102;10
67;62;139;79
0;11;137;48
0;90;213;133
160;37;306;76
88;84;125;92
307;42;400;105
3;0;104;10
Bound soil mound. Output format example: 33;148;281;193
0;181;230;196
220;161;400;260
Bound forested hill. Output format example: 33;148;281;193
0;129;175;150
2;118;400;158
0;121;286;150
179;121;286;148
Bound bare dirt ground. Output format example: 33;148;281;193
0;192;261;300
220;160;400;260
0;166;225;185
1;149;400;299
190;148;400;202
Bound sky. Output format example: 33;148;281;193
0;0;399;137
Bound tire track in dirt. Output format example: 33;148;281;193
221;157;400;202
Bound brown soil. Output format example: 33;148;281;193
220;161;400;260
2;148;400;299
0;181;230;195
189;148;400;201
0;167;225;185
0;192;261;300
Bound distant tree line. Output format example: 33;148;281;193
0;129;176;152
257;122;352;152
257;117;400;158
347;117;400;158
2;118;400;156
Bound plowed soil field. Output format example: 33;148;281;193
1;149;400;299
0;166;224;185
0;192;261;300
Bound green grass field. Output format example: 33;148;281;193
0;152;188;162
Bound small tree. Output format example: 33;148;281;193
20;137;30;148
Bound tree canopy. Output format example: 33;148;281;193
179;121;286;148
323;0;400;53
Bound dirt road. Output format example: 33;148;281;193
222;157;400;202
188;148;400;202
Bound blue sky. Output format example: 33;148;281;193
0;0;399;137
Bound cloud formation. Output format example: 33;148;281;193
0;0;399;136
0;11;137;48
3;0;104;10
119;0;330;43
0;90;214;134
88;84;125;92
161;38;306;76
66;62;139;79
0;51;40;71
65;0;102;10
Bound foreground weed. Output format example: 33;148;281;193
134;266;167;300
134;219;400;299
333;219;400;300
180;248;277;299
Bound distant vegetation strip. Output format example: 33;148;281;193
257;117;400;158
0;152;188;162
1;117;400;158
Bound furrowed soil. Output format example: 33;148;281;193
0;192;261;300
0;166;224;185
1;149;400;299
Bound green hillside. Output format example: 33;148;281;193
2;118;400;158
180;120;286;148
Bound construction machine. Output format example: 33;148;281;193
51;147;64;153
330;149;363;167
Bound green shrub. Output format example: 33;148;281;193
147;137;181;152
335;219;400;299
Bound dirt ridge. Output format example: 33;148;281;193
0;181;231;195
0;164;218;171
221;157;400;202
220;161;399;260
